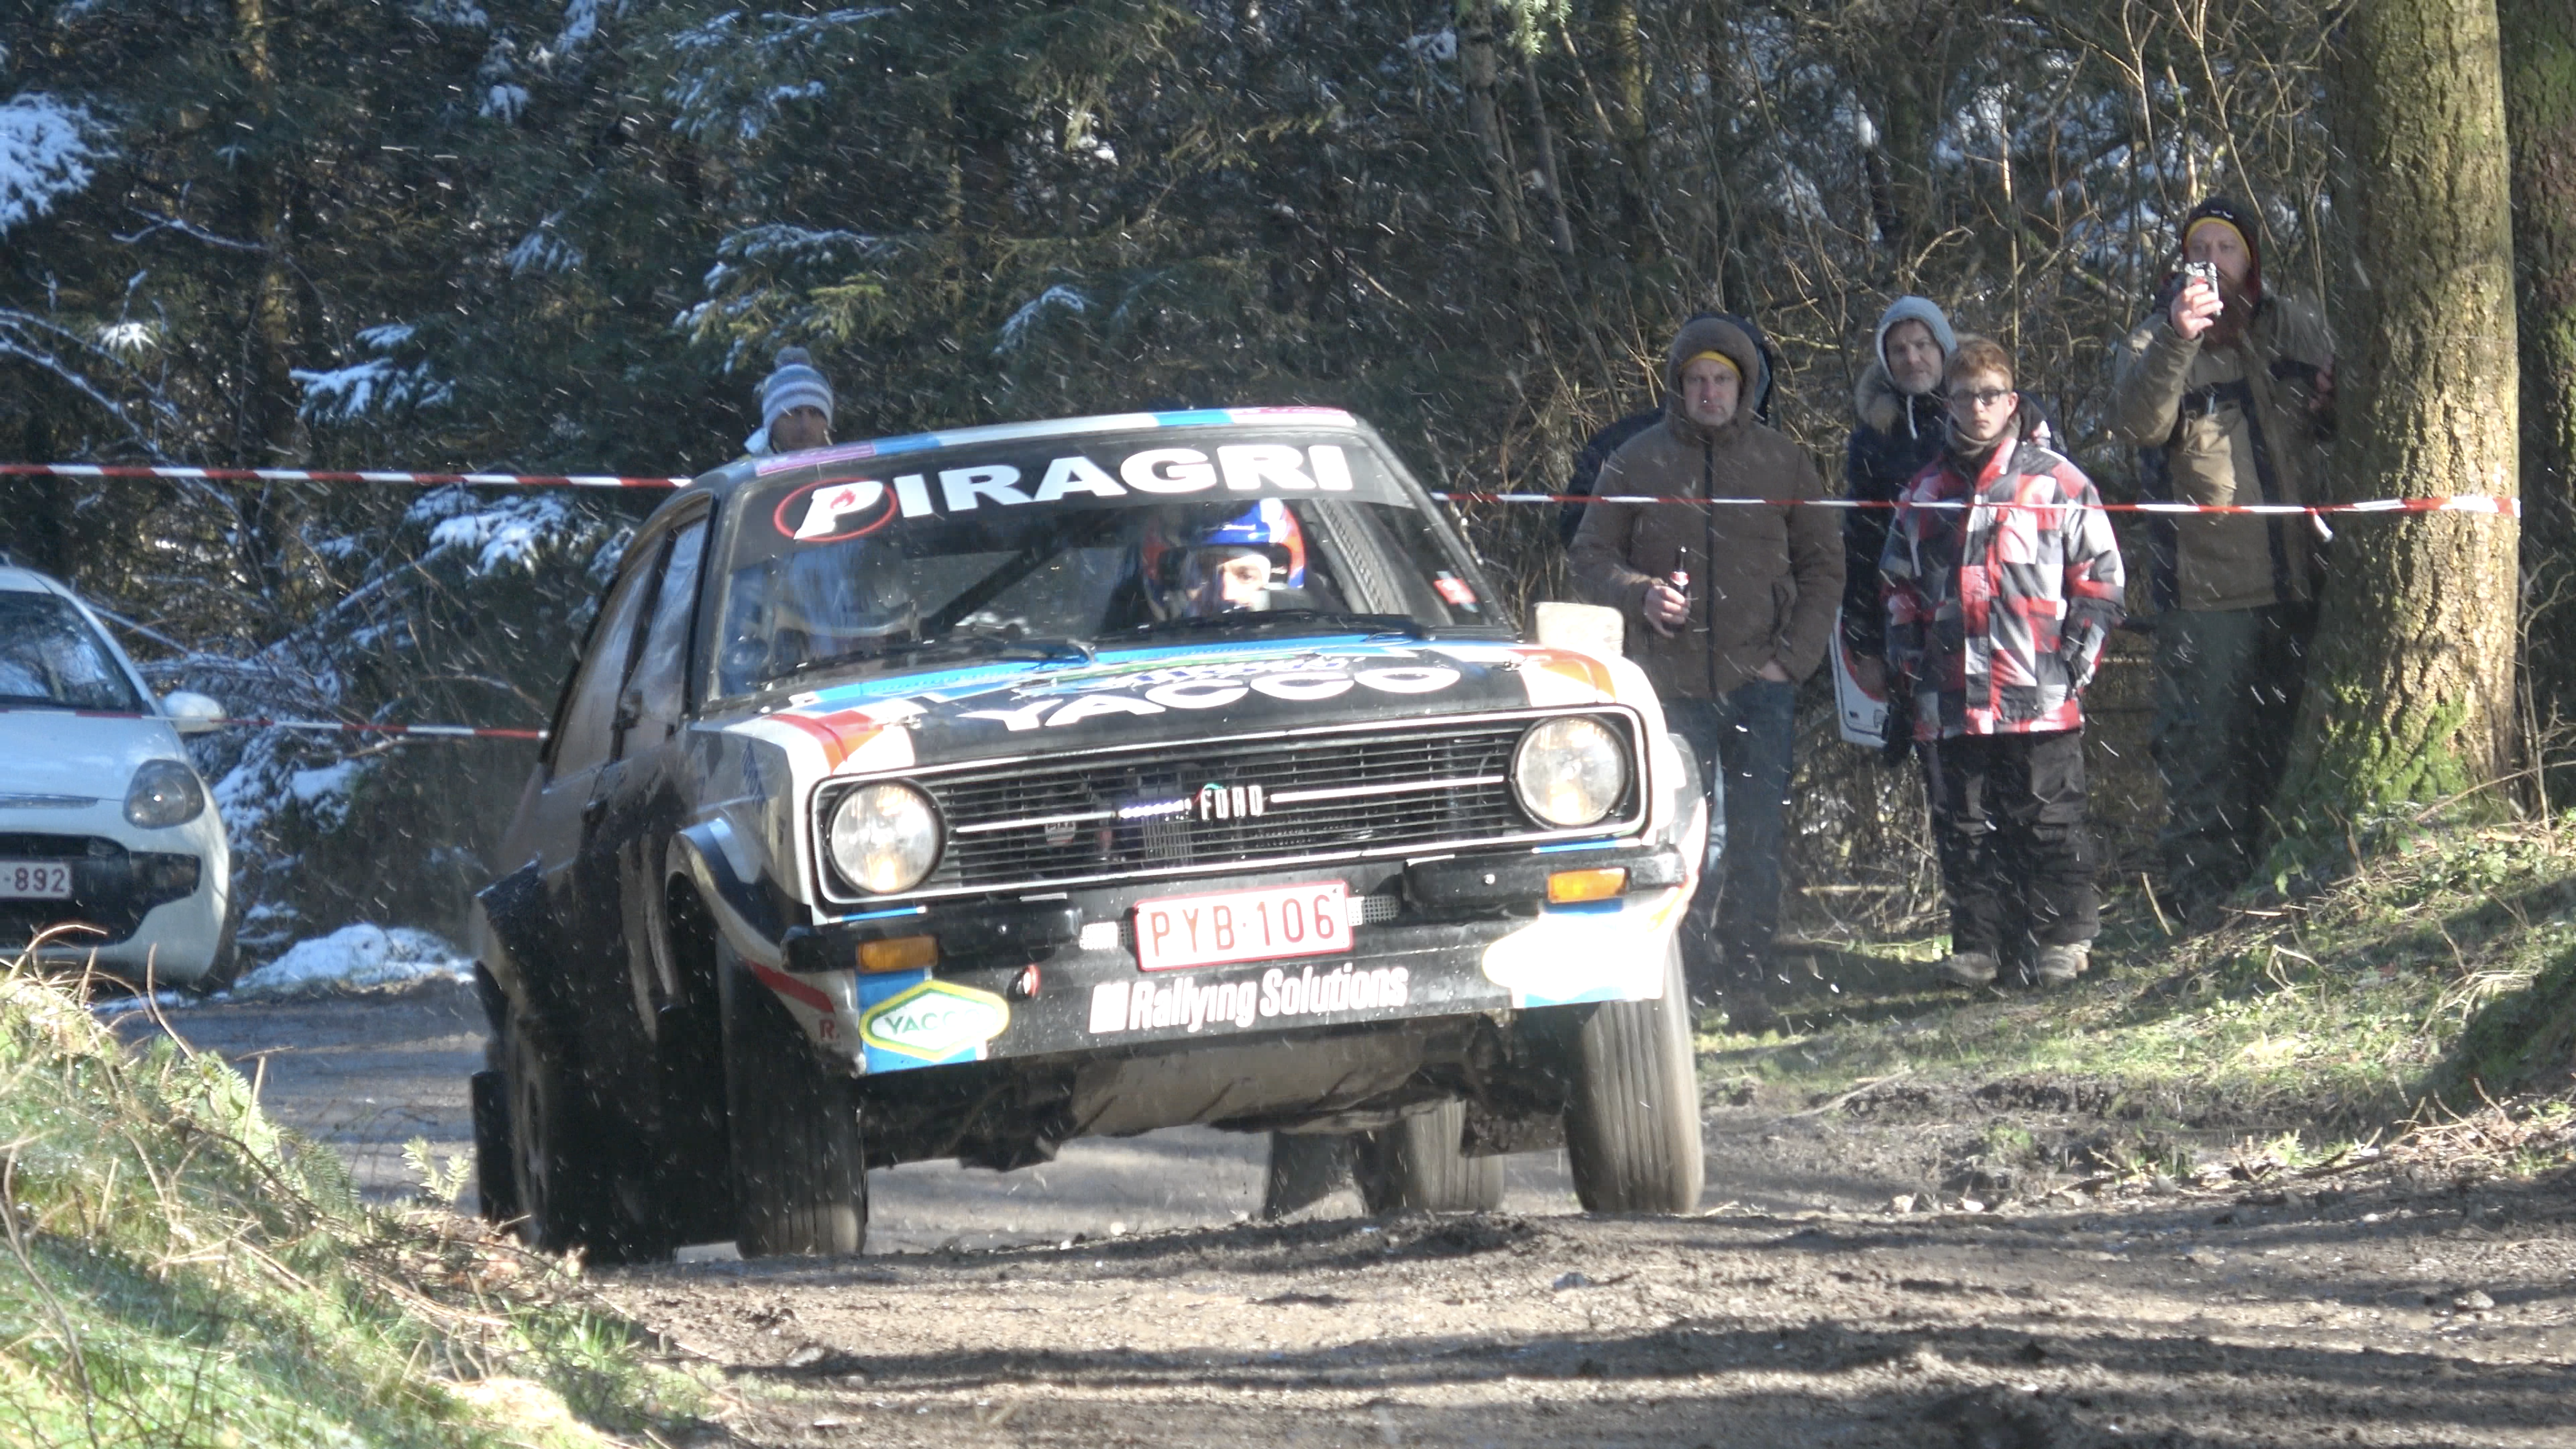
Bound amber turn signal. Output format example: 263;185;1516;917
858;934;939;973
1545;867;1628;904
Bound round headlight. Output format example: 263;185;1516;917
826;783;941;894
125;758;206;829
1511;716;1629;828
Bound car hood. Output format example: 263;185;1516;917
720;636;1631;775
0;709;180;803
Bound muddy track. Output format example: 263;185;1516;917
114;982;2576;1446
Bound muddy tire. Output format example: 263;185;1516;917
501;999;669;1260
1262;1132;1352;1219
1564;941;1706;1213
470;1069;518;1223
1353;1101;1504;1214
721;947;867;1257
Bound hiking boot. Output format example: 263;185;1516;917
1932;950;1999;988
2034;942;2091;985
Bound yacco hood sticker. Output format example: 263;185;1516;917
958;654;1464;733
859;979;1011;1060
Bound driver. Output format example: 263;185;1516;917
1143;501;1307;619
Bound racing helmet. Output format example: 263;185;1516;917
1141;500;1307;618
765;536;919;659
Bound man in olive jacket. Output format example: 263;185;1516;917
2109;197;2336;923
1571;314;1842;1028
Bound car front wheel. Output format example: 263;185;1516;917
1563;939;1706;1213
719;945;867;1257
1353;1100;1504;1214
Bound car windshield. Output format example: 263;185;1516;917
714;426;1501;696
0;591;144;713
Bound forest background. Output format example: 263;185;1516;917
0;0;2565;965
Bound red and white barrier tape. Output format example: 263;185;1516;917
4;706;544;741
1433;491;2522;517
1;460;2515;517
0;462;685;489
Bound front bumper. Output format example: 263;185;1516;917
0;801;231;984
757;841;1690;1075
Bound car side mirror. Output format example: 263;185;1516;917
161;691;225;735
1533;601;1623;655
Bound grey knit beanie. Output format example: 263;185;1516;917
1872;296;1958;372
758;347;834;428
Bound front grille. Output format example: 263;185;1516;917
815;709;1644;903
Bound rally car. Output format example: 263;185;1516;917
469;407;1709;1260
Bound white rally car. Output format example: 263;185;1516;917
471;408;1709;1259
0;565;232;986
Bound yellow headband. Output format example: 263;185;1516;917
2185;216;2248;257
1681;350;1741;381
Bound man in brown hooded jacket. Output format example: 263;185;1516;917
1572;314;1842;1028
2109;197;2336;922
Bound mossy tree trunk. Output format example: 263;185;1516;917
2502;0;2576;743
2277;0;2521;842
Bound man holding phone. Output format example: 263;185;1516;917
2109;198;2337;924
1572;314;1842;1030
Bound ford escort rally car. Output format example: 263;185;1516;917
470;407;1709;1259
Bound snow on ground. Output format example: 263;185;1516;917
225;923;474;999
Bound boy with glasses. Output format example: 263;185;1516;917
1882;338;2124;989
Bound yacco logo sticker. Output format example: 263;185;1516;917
959;663;1462;731
858;980;1010;1060
768;445;1363;540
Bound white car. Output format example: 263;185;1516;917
0;565;232;987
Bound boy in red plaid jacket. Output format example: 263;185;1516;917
1883;337;2126;989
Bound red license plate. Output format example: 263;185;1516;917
1133;881;1350;972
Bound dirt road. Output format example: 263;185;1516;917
115;983;2576;1446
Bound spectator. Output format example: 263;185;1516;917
1556;312;1780;547
2109;199;2336;924
1840;296;1958;723
745;347;835;457
1883;337;2124;989
1570;314;1841;1031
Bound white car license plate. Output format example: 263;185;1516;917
0;862;72;900
1133;881;1350;972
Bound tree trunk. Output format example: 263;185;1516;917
1457;1;1524;248
2278;0;2521;838
2502;0;2576;606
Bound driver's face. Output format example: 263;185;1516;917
1184;549;1272;614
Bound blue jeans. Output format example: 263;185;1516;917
1667;680;1797;996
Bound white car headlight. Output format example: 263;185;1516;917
826;782;941;894
1511;716;1629;828
125;759;207;829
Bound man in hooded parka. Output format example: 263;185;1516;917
1840;296;1958;713
2109;198;2337;923
1571;314;1842;1031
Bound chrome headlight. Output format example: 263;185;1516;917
125;759;207;828
825;782;941;894
1511;716;1629;828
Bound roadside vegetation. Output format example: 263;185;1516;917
1709;815;2576;1183
0;945;708;1448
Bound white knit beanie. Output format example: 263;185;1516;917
758;347;834;429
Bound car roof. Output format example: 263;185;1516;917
0;564;76;599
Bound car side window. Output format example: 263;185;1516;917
619;516;709;757
549;539;665;780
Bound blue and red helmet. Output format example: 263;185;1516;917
1143;501;1307;616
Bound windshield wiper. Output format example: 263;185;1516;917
1126;609;1431;641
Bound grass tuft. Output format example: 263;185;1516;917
0;945;709;1447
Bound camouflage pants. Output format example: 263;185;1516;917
2150;603;2315;918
